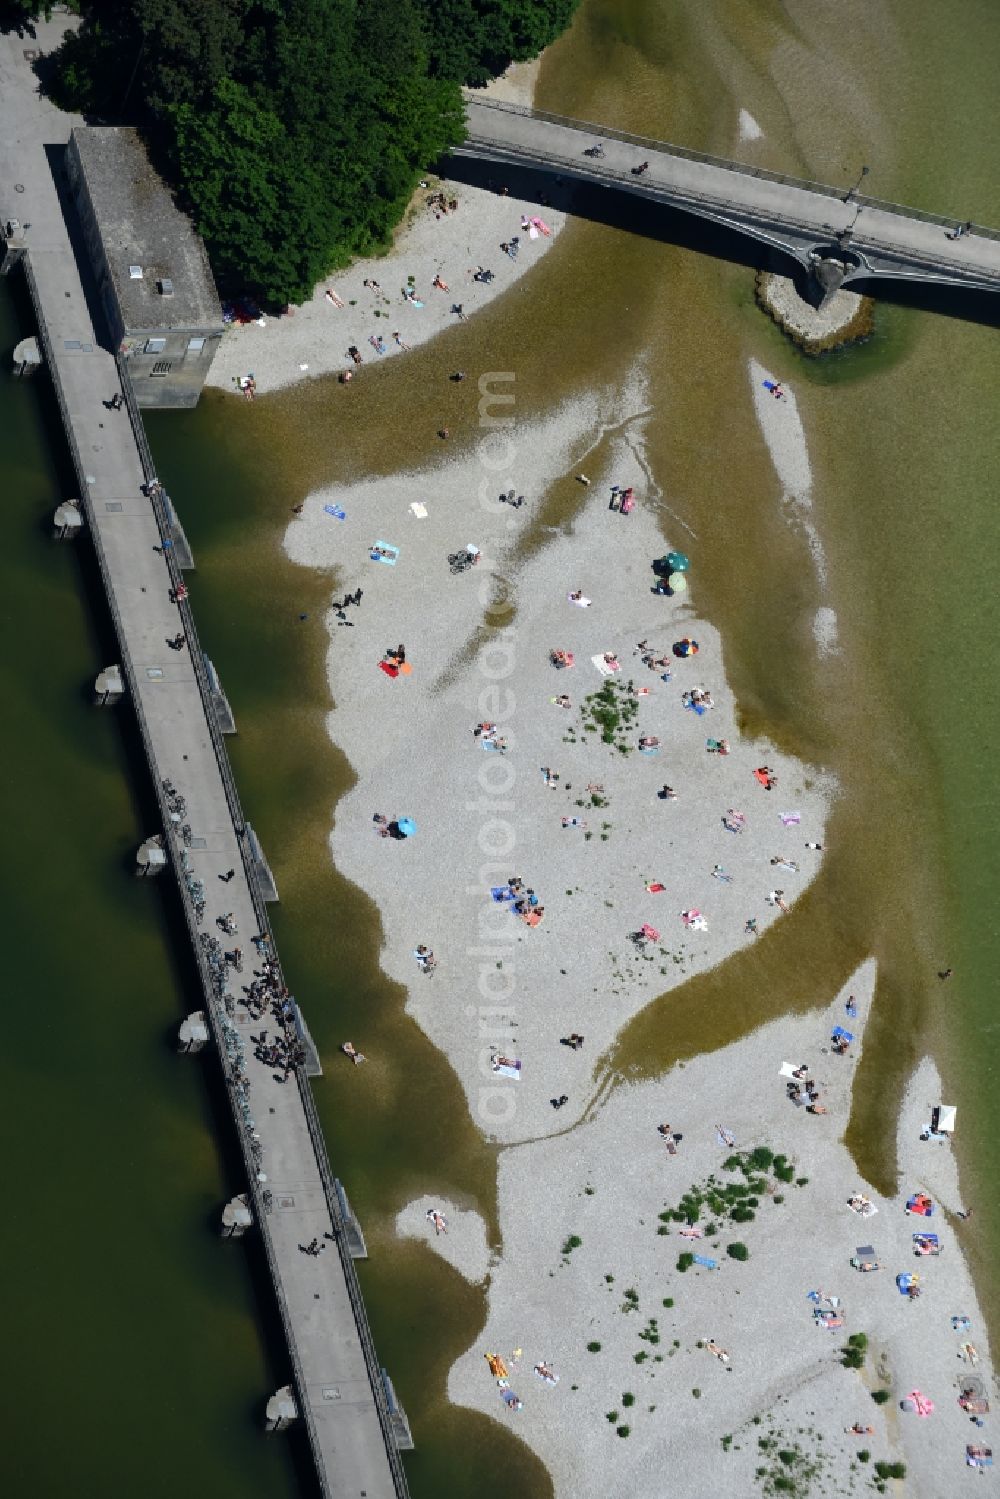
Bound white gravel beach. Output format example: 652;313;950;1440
284;379;833;1145
262;74;990;1489
208;181;563;398
416;964;991;1499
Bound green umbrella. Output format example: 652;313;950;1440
668;572;688;593
666;551;690;572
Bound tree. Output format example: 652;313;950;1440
45;0;570;304
415;0;582;87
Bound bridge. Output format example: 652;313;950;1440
1;25;408;1499
458;97;1000;305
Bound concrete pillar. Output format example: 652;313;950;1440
12;335;41;377
221;1193;252;1238
1;222;26;278
53;499;83;539
264;1386;297;1432
335;1180;368;1259
204;654;236;734
245;824;279;902
381;1369;414;1451
94;664;124;705
136;834;168;877
178;1010;209;1053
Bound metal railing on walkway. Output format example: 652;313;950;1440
116;355;412;1498
462;94;1000;243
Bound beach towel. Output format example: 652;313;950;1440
491;886;514;903
591;654;620;676
692;1254;718;1270
832;1026;854;1043
639;744;660;755
716;1126;736;1147
646;882;666;893
780;811;801;825
567;593;592;607
378;661;399;678
500;1388;522;1410
779;1062;801;1080
370;540;399;565
684;699;708;715
530;217;553;236
678;1226;703;1239
409;502;428;519
324;504;346;520
533;1367;559;1386
492;1058;522;1080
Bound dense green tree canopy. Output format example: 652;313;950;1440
415;0;580;87
40;0;578;306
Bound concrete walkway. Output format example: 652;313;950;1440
1;25;404;1499
461;96;1000;293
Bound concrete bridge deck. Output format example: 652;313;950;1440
1;28;406;1499
459;97;1000;297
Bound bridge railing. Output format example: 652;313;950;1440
456;132;1000;283
116;357;412;1498
462;95;1000;243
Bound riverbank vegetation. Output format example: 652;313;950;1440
29;0;579;305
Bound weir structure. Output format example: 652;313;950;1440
1;26;409;1499
457;97;1000;306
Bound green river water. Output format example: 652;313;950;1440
3;0;999;1494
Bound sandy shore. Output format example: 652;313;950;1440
208;181;564;397
405;962;989;1499
280;327;991;1498
748;359;839;659
284;375;833;1145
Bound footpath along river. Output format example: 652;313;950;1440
3;1;999;1495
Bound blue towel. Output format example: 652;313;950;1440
324;504;346;520
491;886;513;903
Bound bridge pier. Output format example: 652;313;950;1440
94;664;124;705
178;1010;209;1053
136;834;168;877
53;498;83;539
265;1385;298;1432
221;1193;253;1238
12;334;41;377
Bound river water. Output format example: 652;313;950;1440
4;0;999;1494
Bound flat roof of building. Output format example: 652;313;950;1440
71;126;222;331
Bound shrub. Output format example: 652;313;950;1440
562;1234;582;1254
692;1388;701;1398
662;1297;674;1308
871;1388;891;1404
730;1205;756;1223
795;1176;809;1187
606;1410;618;1423
622;1392;635;1407
772;1156;795;1183
677;1252;694;1272
858;1449;870;1463
727;1242;750;1261
617;1425;631;1438
874;1461;906;1480
587;1341;602;1352
749;1146;774;1170
778;1450;797;1465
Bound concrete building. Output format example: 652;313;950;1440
66;127;224;408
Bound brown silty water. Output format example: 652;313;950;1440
145;0;1000;1487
